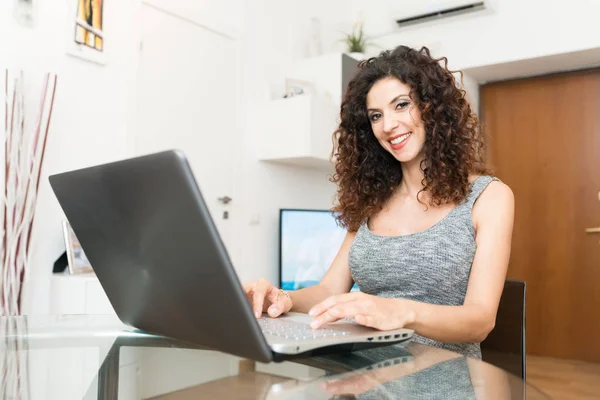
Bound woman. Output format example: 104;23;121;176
243;45;514;358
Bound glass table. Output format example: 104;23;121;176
0;314;549;399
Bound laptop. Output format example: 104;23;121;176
48;150;413;363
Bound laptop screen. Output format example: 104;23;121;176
279;209;358;291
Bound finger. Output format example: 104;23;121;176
252;283;268;318
327;303;365;320
310;304;353;329
242;282;256;300
310;301;367;329
308;292;363;317
309;293;363;317
241;282;253;293
336;302;368;316
311;299;372;328
310;302;362;329
242;282;254;298
266;288;287;317
242;282;255;305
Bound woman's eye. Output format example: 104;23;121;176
369;113;381;122
396;101;410;110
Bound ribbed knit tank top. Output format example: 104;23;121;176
348;175;499;359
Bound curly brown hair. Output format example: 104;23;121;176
330;45;489;232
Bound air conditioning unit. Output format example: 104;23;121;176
394;0;486;27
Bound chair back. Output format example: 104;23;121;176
481;279;526;380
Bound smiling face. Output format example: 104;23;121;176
366;77;426;164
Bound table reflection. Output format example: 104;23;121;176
0;315;550;400
279;344;549;400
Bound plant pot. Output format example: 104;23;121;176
347;52;365;61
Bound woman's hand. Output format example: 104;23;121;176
308;292;416;330
242;279;292;318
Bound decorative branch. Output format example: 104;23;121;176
2;70;57;316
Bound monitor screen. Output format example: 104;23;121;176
279;209;358;291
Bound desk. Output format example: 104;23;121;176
1;315;548;399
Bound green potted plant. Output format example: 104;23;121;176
341;21;372;60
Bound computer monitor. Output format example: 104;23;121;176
279;209;358;291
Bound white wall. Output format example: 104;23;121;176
231;0;362;284
461;72;480;114
1;0;139;314
357;0;600;72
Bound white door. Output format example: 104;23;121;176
135;4;240;253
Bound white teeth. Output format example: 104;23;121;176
390;133;411;145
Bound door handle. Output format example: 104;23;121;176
585;227;600;233
218;196;232;205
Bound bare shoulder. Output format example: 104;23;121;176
473;180;515;229
467;175;514;207
480;180;514;205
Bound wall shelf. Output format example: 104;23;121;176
258;94;337;170
258;53;358;170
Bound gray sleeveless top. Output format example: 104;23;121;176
348;176;499;359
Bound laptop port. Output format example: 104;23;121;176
394;334;400;339
367;337;373;341
384;335;391;339
402;333;408;338
378;336;383;340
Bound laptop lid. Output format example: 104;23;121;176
49;150;274;362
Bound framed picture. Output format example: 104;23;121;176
66;0;106;65
62;220;94;275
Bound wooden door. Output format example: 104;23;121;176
481;69;600;362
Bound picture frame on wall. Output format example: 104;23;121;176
62;220;94;275
65;0;106;65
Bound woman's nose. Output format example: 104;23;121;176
382;114;399;133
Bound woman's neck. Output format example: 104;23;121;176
398;154;427;198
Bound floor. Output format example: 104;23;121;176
527;356;600;399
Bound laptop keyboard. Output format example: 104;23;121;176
258;317;352;340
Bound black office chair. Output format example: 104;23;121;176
480;279;526;380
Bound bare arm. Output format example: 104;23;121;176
289;231;356;312
404;181;515;342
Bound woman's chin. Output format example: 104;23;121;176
390;149;420;164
